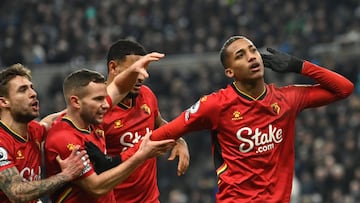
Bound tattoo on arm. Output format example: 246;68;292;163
0;167;69;202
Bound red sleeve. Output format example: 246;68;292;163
151;95;220;141
299;61;354;108
151;113;189;141
119;114;188;160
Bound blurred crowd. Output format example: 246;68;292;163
1;0;359;66
1;0;360;202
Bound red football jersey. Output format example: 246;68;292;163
101;85;160;203
0;120;45;203
44;117;115;203
151;62;354;202
183;83;303;202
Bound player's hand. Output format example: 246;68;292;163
84;141;121;174
261;48;303;73
129;52;165;78
138;131;176;159
167;138;190;176
56;145;89;180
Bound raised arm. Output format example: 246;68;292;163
107;52;165;106
261;48;354;107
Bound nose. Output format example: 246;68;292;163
247;52;256;62
138;73;146;80
101;100;110;110
29;88;38;98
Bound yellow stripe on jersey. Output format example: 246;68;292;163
216;163;228;176
216;163;228;185
56;187;72;203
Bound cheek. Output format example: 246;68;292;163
233;69;246;78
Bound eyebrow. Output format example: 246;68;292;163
234;44;254;55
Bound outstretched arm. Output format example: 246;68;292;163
78;132;175;197
155;113;190;176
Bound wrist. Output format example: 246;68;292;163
289;57;304;73
132;150;148;163
57;172;72;182
176;137;187;146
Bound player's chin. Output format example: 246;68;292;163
131;88;140;95
94;115;105;124
29;111;40;119
250;69;264;78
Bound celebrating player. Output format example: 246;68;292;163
149;36;354;202
44;53;176;202
97;39;189;203
0;64;88;203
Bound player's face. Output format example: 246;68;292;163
224;38;264;82
79;82;110;125
5;76;40;123
115;55;144;98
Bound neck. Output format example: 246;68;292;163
64;110;90;130
0;116;29;139
234;80;266;99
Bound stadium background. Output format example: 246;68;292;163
1;0;360;202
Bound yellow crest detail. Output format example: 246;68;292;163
271;103;280;115
16;150;24;159
114;120;123;128
141;104;151;115
67;144;76;151
200;96;208;102
95;129;105;138
232;111;243;120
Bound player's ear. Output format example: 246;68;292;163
225;68;234;78
108;60;118;74
69;95;81;109
0;97;9;107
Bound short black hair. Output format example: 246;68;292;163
219;36;245;68
107;39;147;65
63;69;105;102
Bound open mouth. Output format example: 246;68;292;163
249;62;260;71
31;100;39;111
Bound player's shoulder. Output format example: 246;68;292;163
0;126;13;144
46;120;73;139
28;120;46;133
268;83;307;94
140;85;152;91
194;87;230;110
140;85;156;95
208;84;237;101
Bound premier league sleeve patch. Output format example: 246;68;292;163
185;100;200;121
0;147;11;166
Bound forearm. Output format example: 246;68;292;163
0;167;69;202
86;152;145;196
301;61;354;98
113;67;139;95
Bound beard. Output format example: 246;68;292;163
80;109;102;125
12;111;38;123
